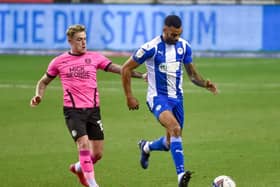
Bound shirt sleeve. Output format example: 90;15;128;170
96;53;112;70
46;58;59;78
183;43;193;64
132;43;155;64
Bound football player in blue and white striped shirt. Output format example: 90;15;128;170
121;15;218;187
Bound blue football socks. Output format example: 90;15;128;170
170;136;185;175
149;136;169;151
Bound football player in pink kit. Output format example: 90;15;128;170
30;24;144;187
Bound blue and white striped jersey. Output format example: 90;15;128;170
133;35;193;102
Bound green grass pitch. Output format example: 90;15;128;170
0;55;279;187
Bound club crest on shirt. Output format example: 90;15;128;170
85;58;91;64
177;47;183;55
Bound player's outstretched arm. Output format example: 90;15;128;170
30;74;54;107
121;57;141;110
107;63;146;80
184;63;218;95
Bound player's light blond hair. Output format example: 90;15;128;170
66;24;86;38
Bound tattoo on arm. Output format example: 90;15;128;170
186;64;207;88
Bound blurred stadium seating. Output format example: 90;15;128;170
1;0;279;3
94;0;280;3
0;0;53;2
157;0;280;4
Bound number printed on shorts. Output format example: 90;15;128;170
97;120;104;131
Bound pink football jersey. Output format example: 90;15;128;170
47;51;112;108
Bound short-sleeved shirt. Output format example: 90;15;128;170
47;51;111;108
132;35;192;109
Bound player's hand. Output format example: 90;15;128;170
142;72;148;82
126;96;139;110
206;80;219;95
30;95;42;107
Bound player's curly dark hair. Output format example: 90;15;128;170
164;15;182;28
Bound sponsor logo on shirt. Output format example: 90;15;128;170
158;61;180;73
66;66;90;79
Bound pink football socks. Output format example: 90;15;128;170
79;149;98;187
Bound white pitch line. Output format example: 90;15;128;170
1;82;280;88
0;82;280;94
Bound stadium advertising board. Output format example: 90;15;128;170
0;4;279;51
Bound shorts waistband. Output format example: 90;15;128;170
63;106;99;111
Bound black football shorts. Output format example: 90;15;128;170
63;107;104;141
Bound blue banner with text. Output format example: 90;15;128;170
0;4;278;51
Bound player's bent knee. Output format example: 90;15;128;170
172;125;182;137
76;140;90;150
167;126;181;137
